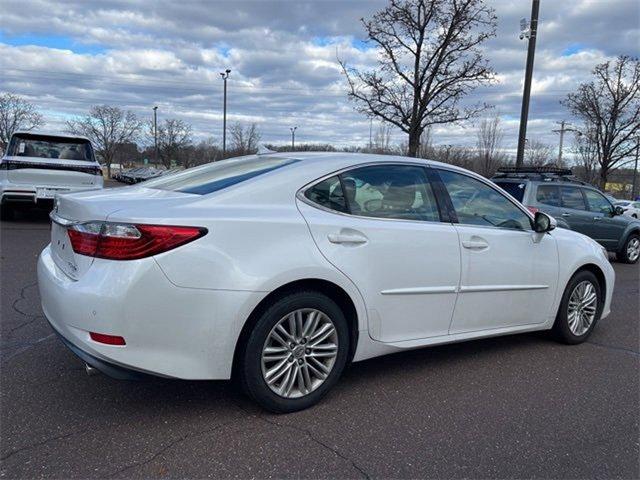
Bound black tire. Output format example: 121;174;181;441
552;270;602;344
0;203;14;221
238;290;350;413
616;233;640;264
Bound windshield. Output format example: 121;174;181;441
8;134;94;162
145;156;299;195
493;181;526;202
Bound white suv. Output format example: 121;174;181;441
1;132;104;219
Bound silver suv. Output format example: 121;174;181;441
492;167;640;264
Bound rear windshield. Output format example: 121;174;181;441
145;156;299;195
493;181;526;202
8;134;94;162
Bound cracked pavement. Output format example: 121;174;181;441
1;202;639;479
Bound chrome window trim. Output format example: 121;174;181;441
296;160;446;225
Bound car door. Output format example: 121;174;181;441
557;186;593;235
435;168;559;334
297;164;461;343
582;188;626;249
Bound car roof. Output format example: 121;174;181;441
12;130;92;142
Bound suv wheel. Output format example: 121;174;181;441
239;291;349;413
616;233;640;264
552;270;602;344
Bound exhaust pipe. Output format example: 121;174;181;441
84;363;99;376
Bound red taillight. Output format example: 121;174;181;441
526;206;539;214
89;332;126;345
67;222;206;260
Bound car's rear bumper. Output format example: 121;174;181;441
37;245;264;380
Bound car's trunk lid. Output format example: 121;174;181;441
50;187;198;280
4;156;101;188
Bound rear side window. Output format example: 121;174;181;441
536;185;561;207
560;187;586;210
494;181;526;202
304;176;348;213
341;165;440;221
146;157;298;195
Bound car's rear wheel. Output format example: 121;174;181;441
616;233;640;264
552;270;602;344
239;291;349;413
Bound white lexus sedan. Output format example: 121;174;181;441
38;152;614;412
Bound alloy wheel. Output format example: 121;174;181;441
261;308;338;398
626;237;640;262
567;281;598;336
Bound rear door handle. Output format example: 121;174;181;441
328;233;367;244
462;239;489;250
593;217;602;221
561;212;571;217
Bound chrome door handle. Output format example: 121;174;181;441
462;240;489;250
327;233;367;244
593;217;602;221
561;212;571;217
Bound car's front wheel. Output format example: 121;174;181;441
616;233;640;264
239;291;350;413
552;270;602;344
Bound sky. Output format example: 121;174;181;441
1;0;638;156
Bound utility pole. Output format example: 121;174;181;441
152;106;158;166
632;137;639;199
220;69;231;155
552;121;581;165
516;0;540;167
290;126;298;150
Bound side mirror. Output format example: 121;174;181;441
533;211;556;233
613;206;624;216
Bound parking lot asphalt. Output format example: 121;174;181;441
1;197;638;479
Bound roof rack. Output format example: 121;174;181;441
497;166;573;175
492;166;593;186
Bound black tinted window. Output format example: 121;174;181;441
536;185;561;207
560;187;586;210
439;170;531;231
340;165;440;221
494;181;526;202
304;176;348;213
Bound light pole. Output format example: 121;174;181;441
516;0;540;167
152;106;158;166
220;69;231;155
290;126;298;150
632;138;639;199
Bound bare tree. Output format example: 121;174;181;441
340;0;496;157
153;118;192;169
572;127;600;185
0;93;45;150
476;115;505;176
372;123;393;153
229;122;261;155
562;55;640;188
525;138;553;166
67;105;142;178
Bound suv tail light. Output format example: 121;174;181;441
526;206;539;215
67;222;207;260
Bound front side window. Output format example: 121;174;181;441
583;189;612;214
536;185;561;207
340;165;440;221
560;187;586;210
438;169;531;231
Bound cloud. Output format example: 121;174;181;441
0;0;637;154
